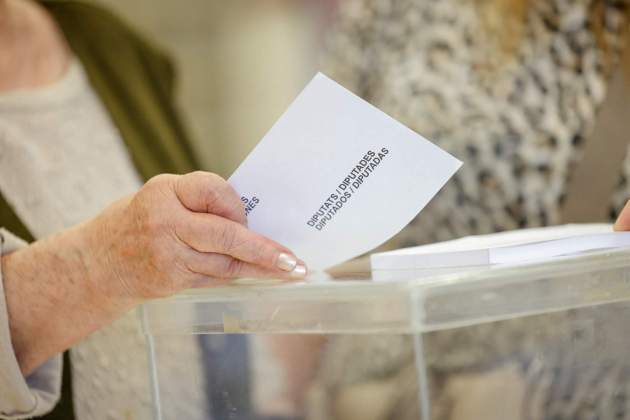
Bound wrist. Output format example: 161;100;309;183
77;198;142;313
2;213;136;374
2;229;97;374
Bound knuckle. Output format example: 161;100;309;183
190;170;209;178
200;174;227;203
202;185;221;212
183;171;232;213
145;173;177;190
139;174;178;209
218;224;238;252
223;258;243;278
189;171;224;186
144;210;169;236
205;171;226;184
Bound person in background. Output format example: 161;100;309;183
303;0;630;419
617;201;630;231
0;1;307;419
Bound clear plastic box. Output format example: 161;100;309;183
141;248;630;420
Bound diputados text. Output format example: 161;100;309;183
307;148;390;231
241;196;260;216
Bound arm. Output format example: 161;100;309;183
2;171;306;376
0;230;62;419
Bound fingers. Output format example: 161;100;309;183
175;212;304;273
182;249;307;284
174;171;247;225
614;200;630;231
170;171;307;280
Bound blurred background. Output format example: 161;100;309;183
92;0;333;177
86;0;629;223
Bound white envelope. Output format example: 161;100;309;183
229;73;462;270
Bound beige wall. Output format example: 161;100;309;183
96;0;319;177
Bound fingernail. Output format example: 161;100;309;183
289;263;307;279
276;253;298;271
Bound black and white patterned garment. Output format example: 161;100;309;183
308;0;630;419
324;0;630;244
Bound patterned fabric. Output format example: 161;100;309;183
323;0;630;247
311;0;630;419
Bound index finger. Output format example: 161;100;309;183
175;212;305;273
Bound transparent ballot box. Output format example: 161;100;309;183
140;249;630;420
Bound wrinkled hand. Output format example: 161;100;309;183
84;171;306;300
4;171;307;374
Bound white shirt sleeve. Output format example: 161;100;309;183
0;228;62;419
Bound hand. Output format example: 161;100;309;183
85;171;306;300
614;199;630;231
2;171;306;374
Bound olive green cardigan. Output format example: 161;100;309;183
0;1;201;418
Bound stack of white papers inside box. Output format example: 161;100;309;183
370;224;630;281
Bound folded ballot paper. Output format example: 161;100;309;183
229;73;462;270
371;224;630;281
